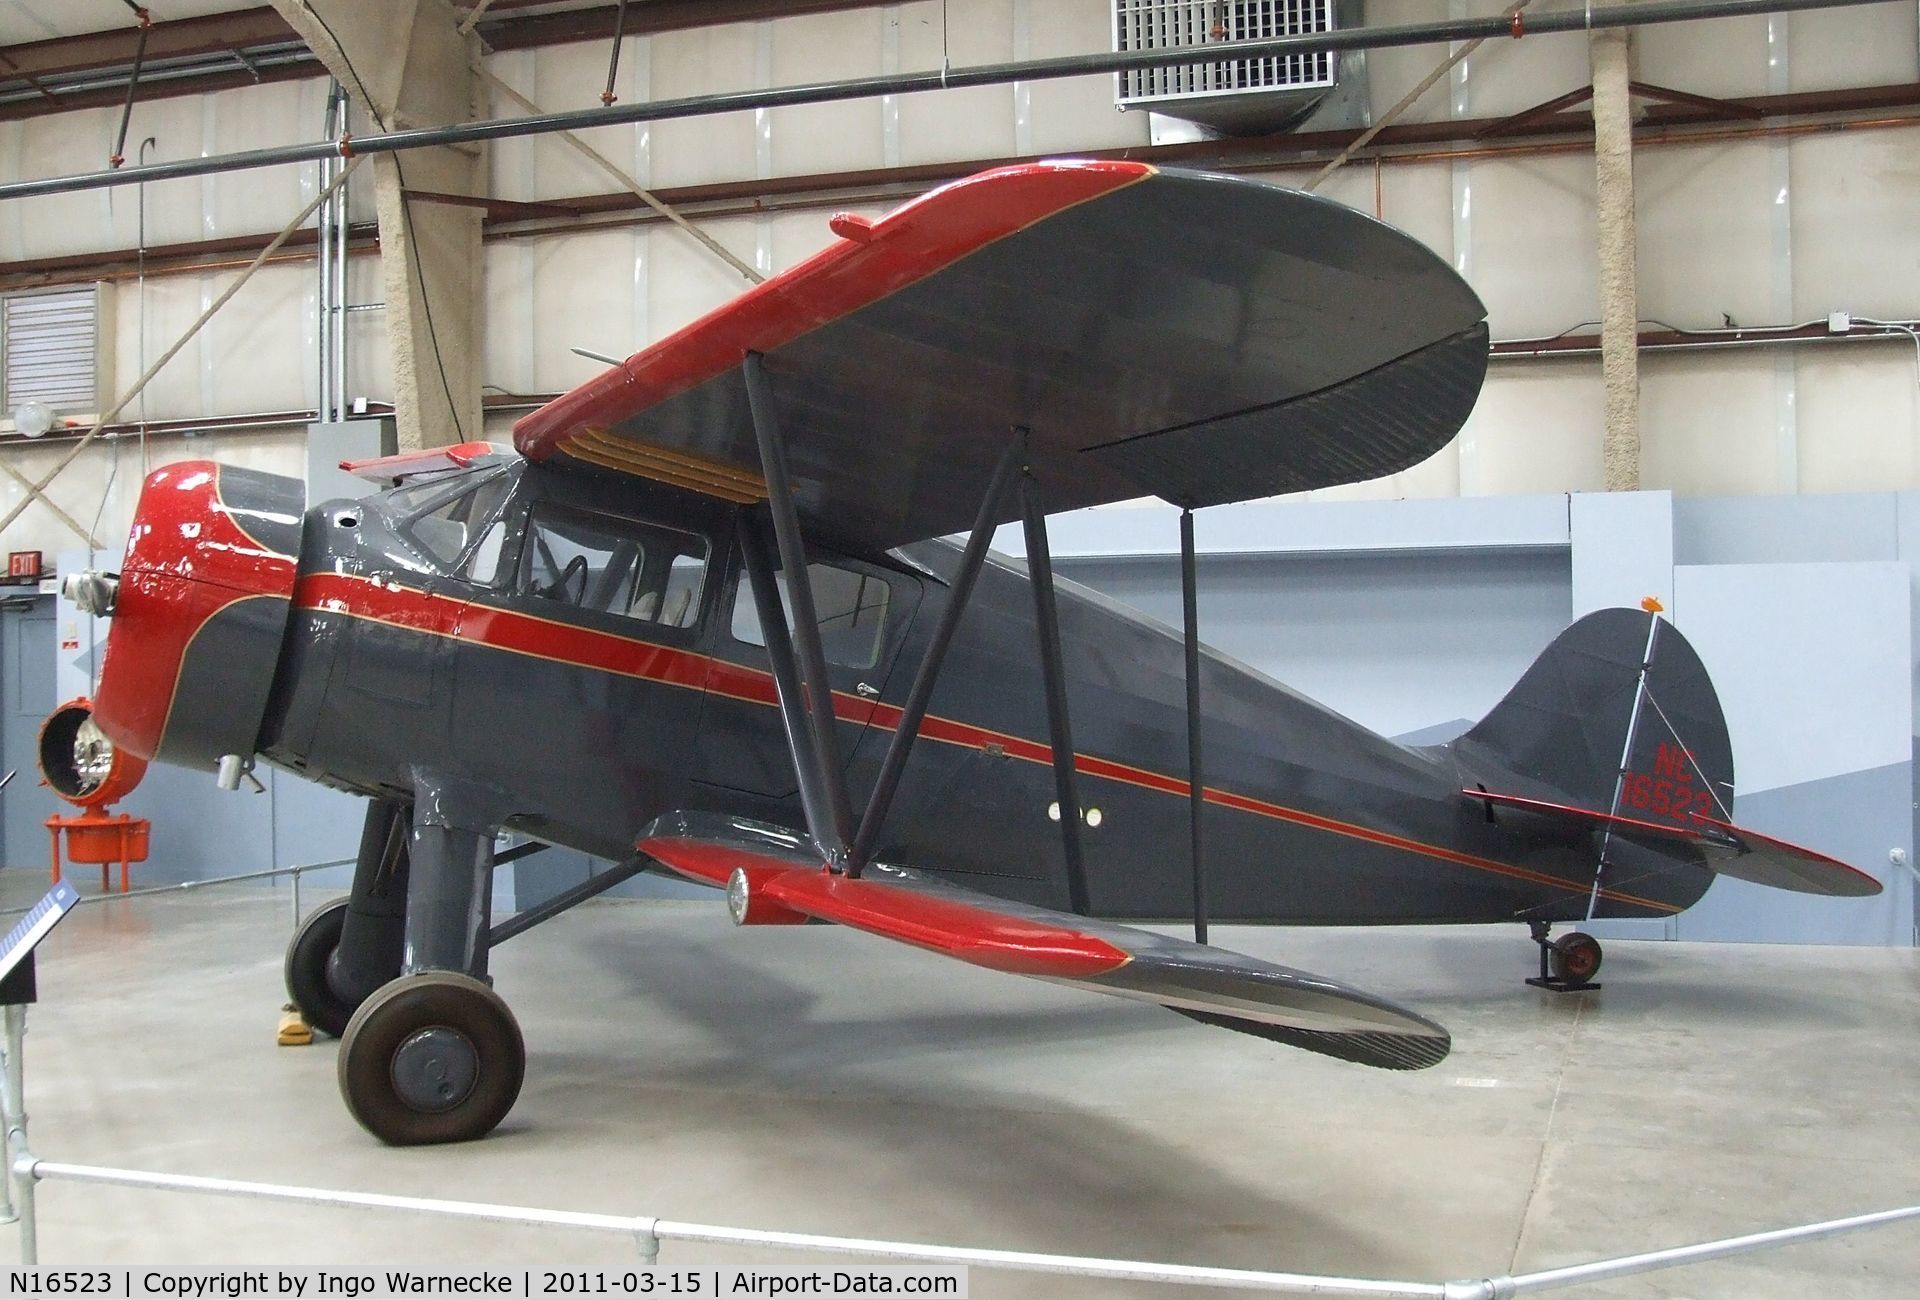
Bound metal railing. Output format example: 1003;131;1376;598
5;1148;1918;1296
0;857;354;930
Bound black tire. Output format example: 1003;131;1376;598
338;972;525;1146
285;899;358;1038
1552;932;1603;984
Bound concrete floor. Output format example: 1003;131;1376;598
2;876;1917;1297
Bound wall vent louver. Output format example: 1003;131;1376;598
2;286;104;416
1115;0;1337;112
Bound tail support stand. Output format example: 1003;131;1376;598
1526;920;1603;993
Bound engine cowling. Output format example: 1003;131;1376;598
89;461;305;771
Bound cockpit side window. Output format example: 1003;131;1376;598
515;503;710;630
390;469;512;574
730;560;893;669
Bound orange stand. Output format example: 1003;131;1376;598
46;807;151;894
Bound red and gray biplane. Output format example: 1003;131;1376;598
47;160;1878;1145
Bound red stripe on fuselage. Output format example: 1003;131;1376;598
292;572;1680;914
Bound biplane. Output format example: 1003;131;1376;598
47;160;1878;1145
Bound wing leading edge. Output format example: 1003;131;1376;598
639;812;1451;1072
514;160;1489;552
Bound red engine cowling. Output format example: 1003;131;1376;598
91;461;305;770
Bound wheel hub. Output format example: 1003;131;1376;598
389;1026;479;1112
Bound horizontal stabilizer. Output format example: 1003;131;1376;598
639;812;1450;1071
1463;789;1881;898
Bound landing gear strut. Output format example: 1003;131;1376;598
1526;920;1603;992
336;806;526;1146
284;799;409;1037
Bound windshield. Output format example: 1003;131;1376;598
384;468;512;574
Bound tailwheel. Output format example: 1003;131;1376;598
1526;921;1602;992
1551;932;1604;984
338;972;525;1146
284;899;359;1038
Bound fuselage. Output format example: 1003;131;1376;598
91;452;1699;926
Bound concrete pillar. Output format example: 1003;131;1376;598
271;0;483;451
1590;27;1640;492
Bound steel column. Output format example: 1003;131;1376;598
330;82;349;424
1180;508;1208;945
737;512;850;866
849;434;1024;876
1021;476;1089;916
0;0;1890;203
742;351;855;866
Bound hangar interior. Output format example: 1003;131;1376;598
0;0;1916;1292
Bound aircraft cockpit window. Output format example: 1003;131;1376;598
390;470;511;574
730;562;892;670
517;505;709;629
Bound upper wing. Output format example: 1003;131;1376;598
1462;788;1882;897
639;811;1451;1071
514;161;1488;552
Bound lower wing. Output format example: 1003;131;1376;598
638;812;1450;1071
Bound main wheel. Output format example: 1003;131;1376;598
1551;932;1603;984
285;899;359;1038
338;972;525;1146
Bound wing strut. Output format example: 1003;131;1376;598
741;351;855;868
848;433;1025;876
1180;507;1209;946
1021;471;1092;916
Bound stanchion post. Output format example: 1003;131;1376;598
0;1015;12;1227
291;865;302;931
4;1004;35;1263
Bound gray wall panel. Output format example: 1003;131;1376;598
1570;490;1673;616
1675;493;1900;566
3;607;55;875
1056;550;1573;740
1678;761;1915;945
